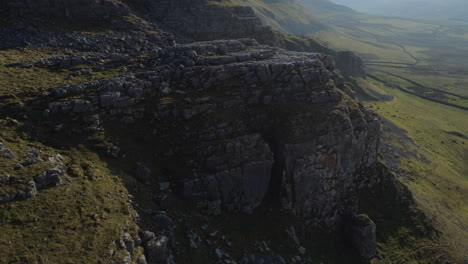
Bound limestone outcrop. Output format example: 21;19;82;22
2;0;130;21
129;0;282;46
0;0;408;262
346;214;377;258
24;37;381;230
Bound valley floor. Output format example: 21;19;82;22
310;12;468;262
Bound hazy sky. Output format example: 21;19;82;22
329;0;467;20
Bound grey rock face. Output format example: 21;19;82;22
283;36;366;78
0;142;14;159
123;233;135;257
346;214;377;258
132;0;281;46
21;149;43;166
239;255;286;264
286;226;300;246
4;0;130;21
280;109;380;229
336;51;366;78
137;254;148;264
135;163;152;184
0;180;36;203
187;229;201;249
34;168;63;188
107;146;121;158
150;211;173;237
182;134;273;211
144;235;170;263
35;37;379;230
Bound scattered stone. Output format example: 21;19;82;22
286;226;300;246
143;235;169;263
107;146;121;158
0;180;37;203
240;255;286;264
298;246;306;255
159;182;170;191
0;142;14;159
215;248;224;259
150;211;173;237
136;254;147;264
140;231;155;243
205;199;222;216
21;149;43;166
447;131;467;139
187;230;201;249
122;252;131;264
34;168;63;188
123;233;135;256
134;163;151;184
0;175;10;183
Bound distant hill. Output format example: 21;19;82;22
221;0;327;34
328;0;468;21
296;0;355;14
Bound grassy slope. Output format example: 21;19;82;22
0;48;140;263
365;78;468;261
312;13;468;96
291;1;468;261
211;0;468;261
209;0;323;33
313;11;468;261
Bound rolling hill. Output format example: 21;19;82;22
329;0;468;21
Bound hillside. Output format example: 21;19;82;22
329;0;468;21
295;0;468;262
211;0;326;34
0;0;465;263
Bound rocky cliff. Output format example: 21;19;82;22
2;0;130;21
29;37;379;230
126;0;366;78
0;0;431;263
128;0;281;46
282;35;367;78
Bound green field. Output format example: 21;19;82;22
215;0;468;261
209;0;324;34
312;12;468;103
308;9;468;262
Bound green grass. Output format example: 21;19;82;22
0;47;141;263
363;78;468;261
209;0;322;33
307;18;468;254
0;124;140;263
314;29;417;63
0;48;124;98
302;5;468;257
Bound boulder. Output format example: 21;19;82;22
34;168;63;188
137;254;148;264
346;214;377;258
135;163;152;184
144;235;170;263
0;142;14;159
151;211;173;236
21;149;43;166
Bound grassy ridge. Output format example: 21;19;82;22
360;76;468;261
0;48;140;263
209;0;324;34
295;3;468;261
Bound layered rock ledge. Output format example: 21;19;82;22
29;38;381;230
